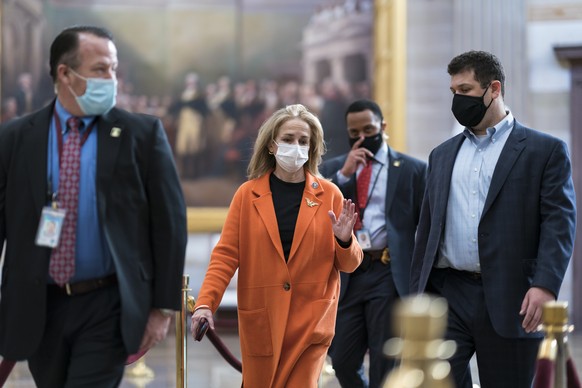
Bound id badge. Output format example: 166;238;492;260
356;229;372;250
35;207;66;248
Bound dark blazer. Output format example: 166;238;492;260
410;121;576;338
0;103;188;360
320;147;427;297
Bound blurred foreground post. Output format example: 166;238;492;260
383;294;456;388
534;301;581;388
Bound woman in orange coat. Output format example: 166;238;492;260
191;104;363;387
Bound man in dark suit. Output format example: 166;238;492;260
410;50;576;388
0;26;187;387
320;99;427;388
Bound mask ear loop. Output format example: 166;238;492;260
65;68;88;99
67;84;81;99
268;139;278;156
482;83;495;110
69;68;88;82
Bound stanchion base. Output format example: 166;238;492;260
125;358;155;380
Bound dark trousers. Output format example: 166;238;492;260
28;283;127;388
329;260;398;388
427;268;540;388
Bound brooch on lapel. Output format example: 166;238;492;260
110;127;122;137
305;198;318;207
393;160;401;167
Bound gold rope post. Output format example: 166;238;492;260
383;294;456;388
535;301;579;388
176;275;191;388
124;357;155;388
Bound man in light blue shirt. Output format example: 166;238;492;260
0;25;187;387
410;50;576;388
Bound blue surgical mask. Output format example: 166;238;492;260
69;69;117;116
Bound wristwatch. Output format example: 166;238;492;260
158;308;174;317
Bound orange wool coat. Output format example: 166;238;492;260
195;171;362;387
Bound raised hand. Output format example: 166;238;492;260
328;199;358;243
340;136;374;177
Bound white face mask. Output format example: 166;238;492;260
274;142;309;173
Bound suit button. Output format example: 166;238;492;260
283;282;291;291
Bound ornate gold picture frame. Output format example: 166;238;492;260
0;0;405;233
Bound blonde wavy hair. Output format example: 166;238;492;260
247;104;326;180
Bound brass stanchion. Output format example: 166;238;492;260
124;357;155;388
176;275;191;388
183;280;242;386
534;301;581;388
383;294;456;388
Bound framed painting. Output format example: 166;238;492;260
0;0;405;232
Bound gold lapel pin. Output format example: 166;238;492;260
110;127;122;137
393;160;401;167
306;198;318;207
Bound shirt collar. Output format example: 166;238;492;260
54;99;96;134
462;110;514;145
371;140;389;165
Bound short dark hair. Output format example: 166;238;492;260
345;99;384;122
49;26;114;82
447;50;505;97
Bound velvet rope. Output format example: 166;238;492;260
0;359;16;387
125;323;243;373
534;358;555;388
205;328;243;372
567;357;582;388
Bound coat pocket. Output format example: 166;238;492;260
238;307;273;356
311;299;336;345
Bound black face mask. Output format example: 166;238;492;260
451;84;493;127
348;132;384;155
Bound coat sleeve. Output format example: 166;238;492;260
146;119;188;309
195;187;243;312
532;140;576;296
409;152;433;294
334;238;362;274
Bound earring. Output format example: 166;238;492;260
268;150;274;155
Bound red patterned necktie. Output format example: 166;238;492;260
49;117;82;285
354;159;373;231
